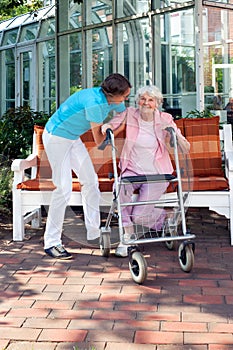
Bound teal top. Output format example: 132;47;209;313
45;87;126;140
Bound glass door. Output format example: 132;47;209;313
16;45;36;110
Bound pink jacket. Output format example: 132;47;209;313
109;107;187;174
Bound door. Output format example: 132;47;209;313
16;45;36;110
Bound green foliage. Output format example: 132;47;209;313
0;0;43;21
0;106;50;212
0;155;12;212
185;108;214;119
0;106;50;160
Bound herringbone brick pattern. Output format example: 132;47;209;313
0;208;233;350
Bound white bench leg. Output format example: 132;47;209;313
31;207;42;228
12;189;25;241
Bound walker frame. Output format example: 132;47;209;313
99;128;196;284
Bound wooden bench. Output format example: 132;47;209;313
11;116;233;245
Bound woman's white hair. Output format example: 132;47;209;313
135;85;163;105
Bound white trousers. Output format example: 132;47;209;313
42;130;101;249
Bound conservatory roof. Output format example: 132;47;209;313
0;5;55;32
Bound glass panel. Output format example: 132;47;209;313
2;29;18;45
170;9;194;45
23;6;55;24
0;18;15;31
205;0;232;4
159;0;194;9
5;49;15;109
116;0;149;19
86;0;112;25
39;18;55;38
203;6;233;112
58;1;82;32
92;26;113;85
19;23;39;42
58;32;82;103
21;51;32;107
70;33;82;91
119;18;151;95
69;2;82;29
38;40;56;114
160;8;195;116
6;14;31;29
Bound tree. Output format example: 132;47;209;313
0;0;44;21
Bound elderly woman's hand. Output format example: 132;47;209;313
101;123;113;135
161;124;174;131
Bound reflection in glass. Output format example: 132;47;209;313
2;29;18;45
203;6;233;109
39;18;55;38
22;52;32;106
38;40;55;114
88;0;112;25
5;49;15;109
70;32;82;91
19;23;39;42
116;0;149;18
69;2;82;29
92;26;112;85
159;0;193;9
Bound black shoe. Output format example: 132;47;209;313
44;245;72;259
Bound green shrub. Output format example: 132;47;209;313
0;155;13;212
0;106;50;212
185;108;214;119
0;106;50;160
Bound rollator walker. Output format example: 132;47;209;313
99;127;196;284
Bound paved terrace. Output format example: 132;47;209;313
0;207;233;350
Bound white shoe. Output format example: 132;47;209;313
115;244;128;257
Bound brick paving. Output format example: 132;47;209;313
0;207;233;349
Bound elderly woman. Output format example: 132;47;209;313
102;85;190;257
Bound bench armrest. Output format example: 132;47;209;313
11;154;37;172
11;154;38;186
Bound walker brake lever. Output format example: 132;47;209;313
98;128;113;150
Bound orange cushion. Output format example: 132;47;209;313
17;177;114;192
166;176;229;192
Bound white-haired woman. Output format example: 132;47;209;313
102;85;190;257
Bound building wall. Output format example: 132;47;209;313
0;1;232;117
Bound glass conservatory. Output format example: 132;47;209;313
0;0;233;119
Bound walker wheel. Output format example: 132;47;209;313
129;251;148;284
164;221;178;250
100;231;111;257
178;242;194;272
165;228;178;250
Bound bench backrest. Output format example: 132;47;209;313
175;116;224;177
33;116;228;191
33;125;125;179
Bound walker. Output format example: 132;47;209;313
99;128;195;284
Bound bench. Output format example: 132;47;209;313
11;116;233;245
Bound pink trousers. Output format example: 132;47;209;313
120;172;168;230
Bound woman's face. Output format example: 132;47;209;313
138;93;158;113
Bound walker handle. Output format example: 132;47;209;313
165;126;175;147
98;128;113;150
